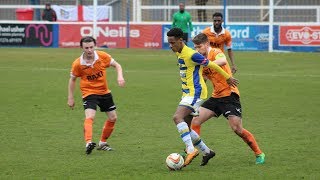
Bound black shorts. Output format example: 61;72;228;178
82;93;116;112
201;93;242;119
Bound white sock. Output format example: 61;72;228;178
86;142;92;147
99;141;106;146
190;130;211;155
177;122;194;153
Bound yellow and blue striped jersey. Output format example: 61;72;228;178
175;45;209;100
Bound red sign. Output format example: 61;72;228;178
279;26;320;46
59;24;162;48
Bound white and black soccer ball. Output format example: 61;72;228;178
166;153;184;170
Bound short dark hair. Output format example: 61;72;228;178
167;28;184;39
80;36;96;47
213;12;223;19
192;33;208;45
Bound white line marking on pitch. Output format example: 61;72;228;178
0;67;319;78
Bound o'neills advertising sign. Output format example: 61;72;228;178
279;26;320;46
59;24;162;48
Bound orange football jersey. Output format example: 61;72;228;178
203;48;239;98
70;51;112;98
203;27;232;52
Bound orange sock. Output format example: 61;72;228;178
84;118;93;143
191;123;201;136
100;120;115;142
240;128;262;155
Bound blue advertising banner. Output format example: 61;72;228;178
162;24;269;51
225;25;269;51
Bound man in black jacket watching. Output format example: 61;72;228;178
42;3;57;21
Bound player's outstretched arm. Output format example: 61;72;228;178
210;56;239;87
192;52;239;87
213;56;227;66
111;60;125;87
172;15;176;28
206;61;230;79
227;77;239;87
67;76;77;109
192;52;235;82
207;62;239;87
228;49;237;74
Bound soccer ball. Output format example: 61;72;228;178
166;153;184;170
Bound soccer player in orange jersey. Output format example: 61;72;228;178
67;36;125;155
191;33;265;165
203;12;237;74
167;28;239;167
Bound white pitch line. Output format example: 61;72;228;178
0;66;319;78
237;73;320;78
123;70;320;78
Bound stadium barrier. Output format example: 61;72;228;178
0;21;319;52
1;1;320;52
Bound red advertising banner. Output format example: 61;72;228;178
279;26;320;46
59;24;162;48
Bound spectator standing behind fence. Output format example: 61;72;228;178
172;2;193;43
195;0;208;22
42;3;57;21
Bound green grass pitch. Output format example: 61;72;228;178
0;48;319;179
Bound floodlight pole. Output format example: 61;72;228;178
223;0;227;28
93;0;98;40
126;0;130;48
268;0;274;52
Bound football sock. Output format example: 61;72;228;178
190;130;211;155
239;128;262;155
191;123;201;135
177;121;194;153
84;118;93;143
100;119;115;142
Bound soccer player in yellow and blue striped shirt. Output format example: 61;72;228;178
167;28;238;167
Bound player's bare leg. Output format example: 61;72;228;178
228;116;265;164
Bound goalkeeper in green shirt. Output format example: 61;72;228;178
172;2;193;43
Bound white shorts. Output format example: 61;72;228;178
179;96;205;116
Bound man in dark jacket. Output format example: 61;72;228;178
42;3;57;21
195;0;208;22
